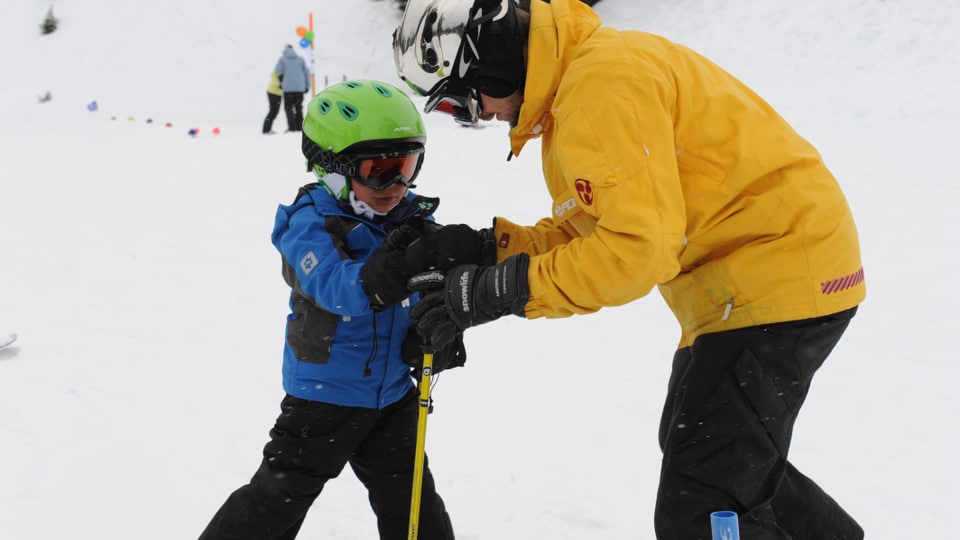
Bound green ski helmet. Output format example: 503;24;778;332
302;80;427;196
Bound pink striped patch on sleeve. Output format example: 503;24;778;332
821;267;865;295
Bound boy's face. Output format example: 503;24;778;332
350;179;407;214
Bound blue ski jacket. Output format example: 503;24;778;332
271;184;437;408
274;46;310;93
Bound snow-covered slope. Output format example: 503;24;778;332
1;0;957;538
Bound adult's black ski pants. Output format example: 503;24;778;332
282;92;304;132
263;92;281;133
655;307;864;540
198;391;454;540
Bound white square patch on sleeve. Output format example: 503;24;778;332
299;251;319;275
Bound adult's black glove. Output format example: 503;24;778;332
408;254;530;349
401;329;466;379
404;223;496;273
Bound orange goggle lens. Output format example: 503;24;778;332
355;152;422;190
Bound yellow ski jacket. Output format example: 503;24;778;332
494;0;865;347
267;71;283;96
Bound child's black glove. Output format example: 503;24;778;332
401;328;466;379
360;220;438;311
362;222;492;311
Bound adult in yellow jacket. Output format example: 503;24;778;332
395;1;865;538
262;70;283;134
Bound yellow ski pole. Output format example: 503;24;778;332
408;347;434;540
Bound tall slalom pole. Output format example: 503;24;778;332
408;348;435;540
308;12;316;96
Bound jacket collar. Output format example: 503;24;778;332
509;0;601;157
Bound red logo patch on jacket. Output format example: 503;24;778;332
575;179;594;206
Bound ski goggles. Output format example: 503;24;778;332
348;147;425;191
424;80;481;125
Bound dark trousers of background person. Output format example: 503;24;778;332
654;307;863;540
263;92;282;134
282;92;305;132
198;391;455;540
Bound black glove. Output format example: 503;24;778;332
360;220;439;310
401;329;466;379
477;226;496;266
361;221;493;312
385;218;439;251
408;254;530;349
403;223;496;274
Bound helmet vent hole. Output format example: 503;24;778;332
317;99;332;114
337;102;359;121
371;82;393;98
424;46;438;67
424;11;437;41
344;80;362;89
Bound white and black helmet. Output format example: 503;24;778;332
393;0;525;124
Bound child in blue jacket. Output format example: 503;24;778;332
199;80;492;540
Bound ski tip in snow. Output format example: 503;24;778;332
1;333;18;350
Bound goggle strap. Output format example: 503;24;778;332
303;139;356;177
466;1;501;32
320;148;359;178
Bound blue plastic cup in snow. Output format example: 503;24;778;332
710;510;740;540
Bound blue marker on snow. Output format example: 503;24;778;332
710;510;740;540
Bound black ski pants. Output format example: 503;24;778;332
655;307;863;540
282;92;304;132
263;92;281;133
199;391;454;540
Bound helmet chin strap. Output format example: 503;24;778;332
314;171;351;200
348;190;391;219
315;170;394;219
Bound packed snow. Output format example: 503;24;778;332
1;0;957;538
